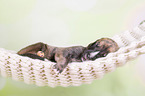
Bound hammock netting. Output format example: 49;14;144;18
0;21;145;87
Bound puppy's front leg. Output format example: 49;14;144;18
53;53;69;73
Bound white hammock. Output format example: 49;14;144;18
0;22;145;87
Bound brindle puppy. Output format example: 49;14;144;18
17;38;119;73
82;38;119;61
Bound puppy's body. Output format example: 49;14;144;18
17;38;119;73
17;42;85;73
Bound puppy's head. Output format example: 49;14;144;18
82;38;119;61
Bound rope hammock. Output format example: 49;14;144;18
0;21;145;87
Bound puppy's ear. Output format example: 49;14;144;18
87;40;101;51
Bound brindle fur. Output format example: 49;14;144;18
17;38;119;73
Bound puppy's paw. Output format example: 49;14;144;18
37;51;45;57
53;64;63;73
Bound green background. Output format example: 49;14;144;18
0;0;145;96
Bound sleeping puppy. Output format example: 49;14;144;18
82;38;119;61
17;38;118;73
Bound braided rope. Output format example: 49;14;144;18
0;22;145;87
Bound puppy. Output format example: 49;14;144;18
82;38;119;61
17;38;118;73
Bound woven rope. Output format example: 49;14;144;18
0;22;145;87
